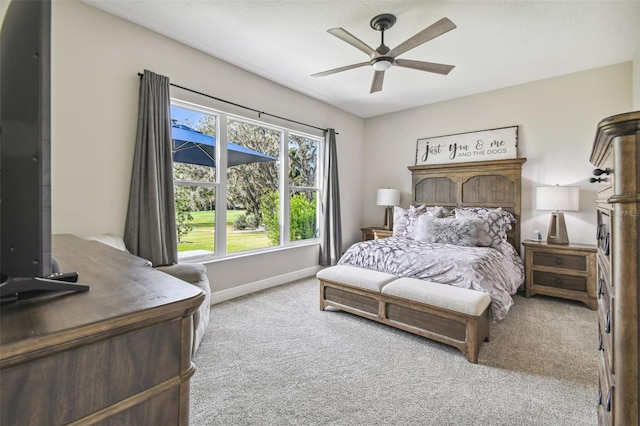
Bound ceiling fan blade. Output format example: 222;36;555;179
394;59;455;75
327;28;376;57
388;17;456;58
311;61;370;77
370;70;385;93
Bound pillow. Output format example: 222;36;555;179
412;215;481;247
454;207;516;225
393;205;443;238
454;207;514;247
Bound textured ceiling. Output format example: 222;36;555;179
84;0;640;118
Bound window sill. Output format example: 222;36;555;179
177;239;320;265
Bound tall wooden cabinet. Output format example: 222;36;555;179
590;111;640;426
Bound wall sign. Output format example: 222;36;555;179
415;126;518;165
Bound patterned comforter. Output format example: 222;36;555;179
338;237;525;320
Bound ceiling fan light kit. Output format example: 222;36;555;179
312;13;457;94
372;58;392;71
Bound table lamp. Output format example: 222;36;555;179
536;185;579;244
376;188;400;230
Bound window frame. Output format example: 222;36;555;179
170;98;323;261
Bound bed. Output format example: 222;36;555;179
344;158;525;319
318;158;527;361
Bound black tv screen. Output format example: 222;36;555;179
1;0;87;300
1;0;52;279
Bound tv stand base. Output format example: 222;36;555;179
0;274;89;303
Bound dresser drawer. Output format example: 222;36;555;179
598;304;614;374
596;149;614;200
532;251;587;271
597;351;613;426
532;270;587;292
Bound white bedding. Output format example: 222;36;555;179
337;236;524;320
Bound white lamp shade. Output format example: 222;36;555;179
376;188;400;206
536;186;580;211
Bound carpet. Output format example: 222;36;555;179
190;277;597;425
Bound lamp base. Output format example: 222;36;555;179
547;211;569;244
383;206;394;230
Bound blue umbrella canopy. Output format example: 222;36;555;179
171;123;277;167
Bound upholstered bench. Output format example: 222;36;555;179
317;265;491;363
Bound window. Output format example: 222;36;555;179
170;102;321;259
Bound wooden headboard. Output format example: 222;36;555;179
407;158;527;252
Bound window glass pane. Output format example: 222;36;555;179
289;190;318;241
175;185;215;257
171;105;217;183
226;119;280;253
172;104;217;257
288;135;318;187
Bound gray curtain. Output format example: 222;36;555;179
124;70;178;266
319;128;342;266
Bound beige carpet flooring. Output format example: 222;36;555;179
190;277;598;425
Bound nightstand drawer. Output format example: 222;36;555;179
532;251;587;271
361;227;392;241
532;270;587;292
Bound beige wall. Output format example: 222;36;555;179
362;63;633;247
51;2;365;296
634;1;640;110
634;49;640;110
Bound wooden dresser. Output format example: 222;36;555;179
0;234;205;425
589;111;640;426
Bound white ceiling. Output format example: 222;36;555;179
83;1;640;118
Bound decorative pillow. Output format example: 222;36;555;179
412;215;481;246
393;205;443;238
454;207;515;247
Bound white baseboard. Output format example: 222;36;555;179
210;266;323;305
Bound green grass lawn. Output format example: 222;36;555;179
177;210;273;254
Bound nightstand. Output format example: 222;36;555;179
522;241;597;310
361;227;393;241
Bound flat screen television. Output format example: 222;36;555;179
1;0;87;302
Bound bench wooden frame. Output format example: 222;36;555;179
319;277;491;363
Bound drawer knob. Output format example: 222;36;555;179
593;168;611;176
590;177;607;183
605;311;611;334
554;258;563;265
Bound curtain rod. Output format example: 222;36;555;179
138;72;332;134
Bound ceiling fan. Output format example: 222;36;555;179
312;13;456;94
